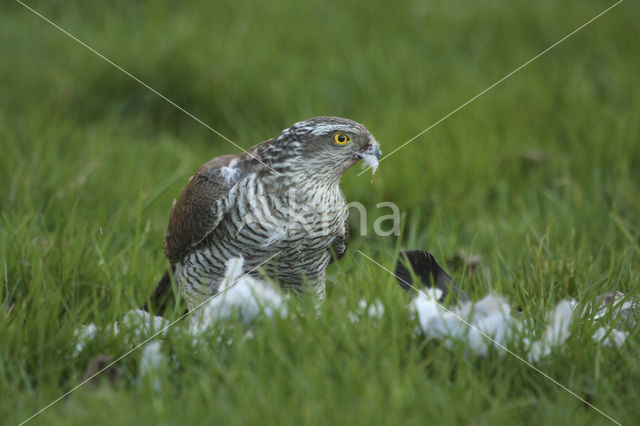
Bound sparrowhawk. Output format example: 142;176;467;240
144;117;381;315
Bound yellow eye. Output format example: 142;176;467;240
333;132;351;145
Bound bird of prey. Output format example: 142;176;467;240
144;117;381;315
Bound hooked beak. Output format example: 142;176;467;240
354;138;381;160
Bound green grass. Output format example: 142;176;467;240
2;0;639;424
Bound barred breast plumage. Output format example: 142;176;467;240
145;117;381;314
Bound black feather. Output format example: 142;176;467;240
141;266;187;317
395;249;470;304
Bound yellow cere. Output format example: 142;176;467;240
332;132;351;145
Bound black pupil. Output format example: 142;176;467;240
338;135;345;142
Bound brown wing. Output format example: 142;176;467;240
163;154;239;264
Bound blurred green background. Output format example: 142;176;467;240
1;0;639;424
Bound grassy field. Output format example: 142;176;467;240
2;0;639;424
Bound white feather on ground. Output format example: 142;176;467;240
139;340;166;391
120;309;170;338
411;292;634;361
72;309;169;356
190;256;287;334
347;299;385;324
526;301;573;362
592;327;629;348
73;323;98;356
411;291;513;356
585;291;638;325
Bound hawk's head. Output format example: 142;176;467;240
267;117;381;177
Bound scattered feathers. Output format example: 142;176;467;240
72;257;636;387
410;292;634;360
